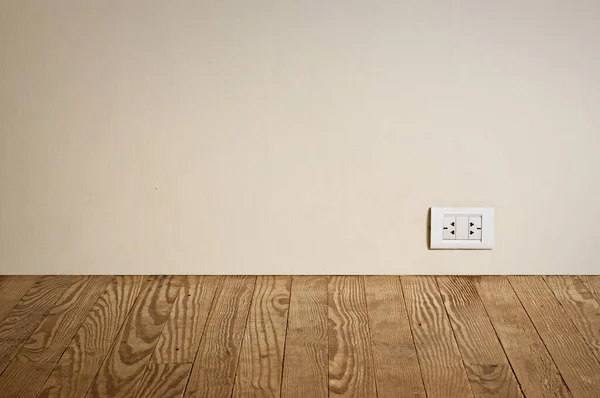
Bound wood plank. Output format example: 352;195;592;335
401;276;473;398
544;276;600;361
134;364;192;398
87;276;181;397
38;276;146;398
580;275;600;303
184;276;256;398
232;276;291;397
437;276;522;397
281;276;328;398
476;276;570;398
16;275;111;363
0;361;55;397
0;276;75;374
363;276;426;398
0;276;39;323
509;276;600;396
152;276;219;363
328;276;377;397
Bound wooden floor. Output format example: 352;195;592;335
0;276;599;397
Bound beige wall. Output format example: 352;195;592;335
1;1;599;274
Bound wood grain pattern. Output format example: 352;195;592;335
544;276;600;361
88;276;181;397
580;275;600;303
401;276;473;398
232;276;291;397
0;276;39;323
16;275;111;363
0;276;75;374
134;364;192;398
281;276;328;398
38;276;146;398
437;276;522;397
0;361;55;397
476;276;570;398
364;276;426;398
184;276;256;398
152;276;220;363
3;275;600;396
509;276;600;396
328;276;377;397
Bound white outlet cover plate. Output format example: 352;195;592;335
430;207;494;249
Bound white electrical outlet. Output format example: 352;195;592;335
430;207;494;249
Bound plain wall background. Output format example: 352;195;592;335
1;1;599;274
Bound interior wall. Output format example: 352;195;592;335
1;1;599;274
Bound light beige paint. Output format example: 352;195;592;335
1;1;599;274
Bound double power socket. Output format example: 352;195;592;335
430;207;493;250
443;215;482;240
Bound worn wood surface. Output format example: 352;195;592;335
364;276;426;398
0;276;39;322
1;275;600;397
476;276;571;398
509;276;600;397
544;276;600;361
38;276;146;398
402;276;474;398
152;276;220;364
134;364;192;398
17;276;111;363
0;361;55;397
232;276;291;397
0;276;75;374
87;276;181;397
437;276;522;397
184;276;256;398
580;275;600;303
281;276;328;398
328;276;377;397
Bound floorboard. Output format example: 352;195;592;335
39;276;146;398
509;276;600;397
476;276;571;398
135;363;192;398
87;276;181;397
0;275;599;397
152;276;220;364
0;276;39;323
580;276;600;303
401;276;473;398
364;275;426;398
184;276;256;398
16;276;111;363
437;276;522;397
281;276;328;398
0;361;55;397
328;276;377;397
544;276;600;361
232;276;291;397
0;276;75;374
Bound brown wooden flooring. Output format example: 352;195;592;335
0;276;599;397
